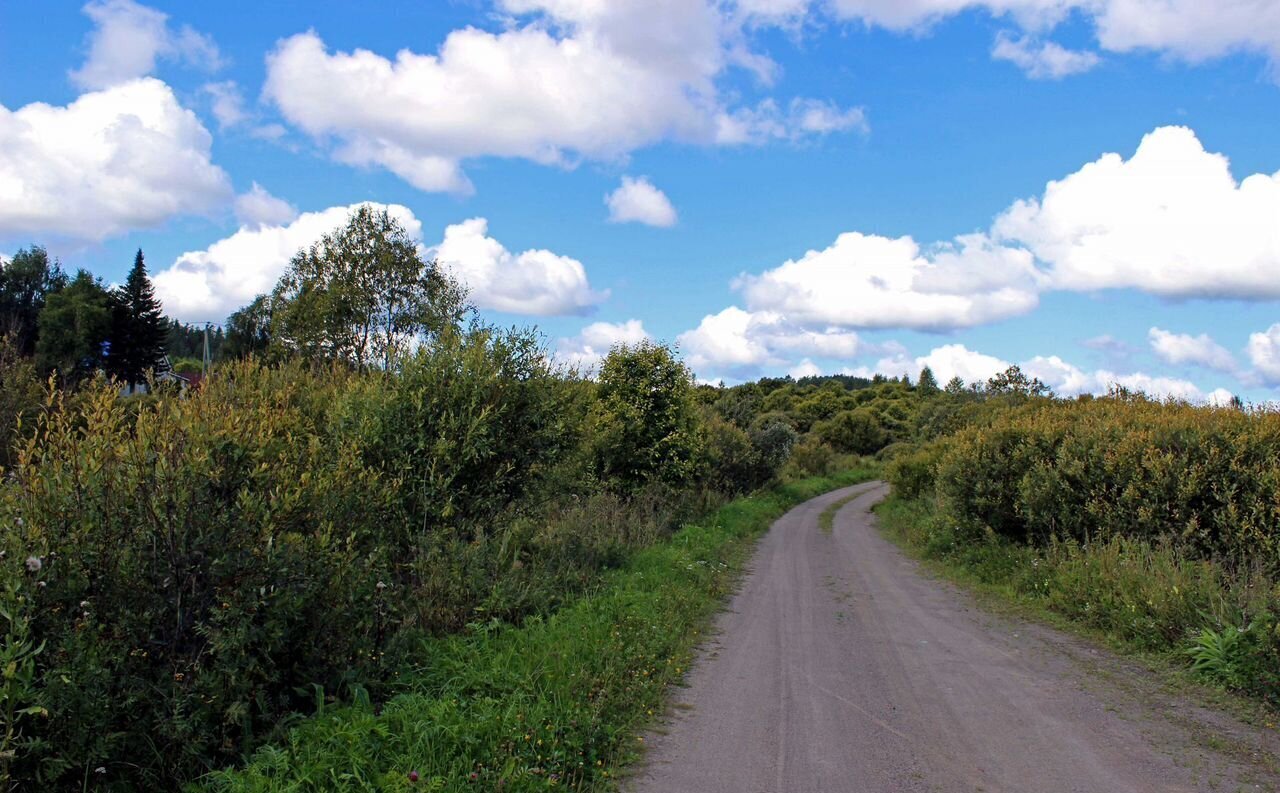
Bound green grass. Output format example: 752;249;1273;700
874;494;1280;711
198;467;879;793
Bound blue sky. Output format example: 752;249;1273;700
3;1;1280;401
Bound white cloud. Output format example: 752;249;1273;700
1148;327;1237;373
1247;324;1280;384
789;358;823;379
430;218;606;316
1022;354;1225;402
824;0;1073;32
155;207;605;321
0;78;232;241
821;1;1280;75
555;319;650;374
234;183;298;228
70;0;221;90
715;98;868;144
677;306;864;377
261;2;861;192
716;124;1280;342
855;341;1232;402
867;343;1011;386
154;202;419;321
992;32;1100;78
994;126;1280;299
735;231;1041;331
606;176;678;227
202;80;247;129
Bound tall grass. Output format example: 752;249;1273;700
201;468;879;793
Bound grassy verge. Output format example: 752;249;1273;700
199;466;879;793
875;494;1280;710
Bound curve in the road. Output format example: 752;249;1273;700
628;482;1280;793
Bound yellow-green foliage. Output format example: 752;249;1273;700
0;329;635;790
919;395;1280;564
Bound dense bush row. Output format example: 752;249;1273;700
893;394;1280;563
0;328;799;791
886;392;1280;702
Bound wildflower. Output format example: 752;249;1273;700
25;555;41;573
408;770;420;782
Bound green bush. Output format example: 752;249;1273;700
886;443;942;500
0;326;682;790
589;341;702;491
926;396;1280;561
813;408;888;456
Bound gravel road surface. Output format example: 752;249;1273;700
628;482;1280;793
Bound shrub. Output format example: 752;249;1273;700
813;408;888;456
589;341;702;491
0;327;620;790
750;420;799;480
784;436;837;477
886;443;942;500
925;397;1280;562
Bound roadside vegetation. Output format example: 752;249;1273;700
881;385;1280;707
0;208;887;790
7;203;1271;789
203;469;877;793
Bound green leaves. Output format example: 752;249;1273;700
590;341;702;492
269;206;467;371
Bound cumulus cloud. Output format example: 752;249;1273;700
0;78;232;241
155;206;606;321
1247;324;1280;384
1022;354;1228;402
994;126;1280;299
233;183;298;228
735;231;1042;331
849;341;1232;403
606;176;678;227
677;306;864;377
820;0;1280;75
789;358;823;379
261;1;862;192
555;319;650;374
153;202;419;320
992;32;1100;78
429;218;606;316
707;124;1279;351
1148;327;1237;373
71;0;221;90
867;343;1011;386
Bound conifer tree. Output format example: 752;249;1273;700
107;250;167;385
917;366;939;395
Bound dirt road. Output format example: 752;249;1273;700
628;482;1280;793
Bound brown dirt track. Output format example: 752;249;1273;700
628;482;1280;793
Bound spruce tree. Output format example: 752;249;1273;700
917;366;939;395
108;250;167;386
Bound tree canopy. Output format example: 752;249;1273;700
270;206;467;370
